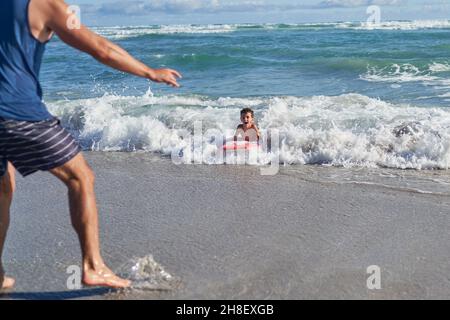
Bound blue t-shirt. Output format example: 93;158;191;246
0;0;53;121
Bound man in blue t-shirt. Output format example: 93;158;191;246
0;0;181;289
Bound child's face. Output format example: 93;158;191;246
241;112;254;128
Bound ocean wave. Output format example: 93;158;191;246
429;62;450;73
91;20;450;39
47;91;450;170
336;20;450;30
251;20;450;31
92;24;237;39
92;23;336;39
360;63;450;91
361;63;439;83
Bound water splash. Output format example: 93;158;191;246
126;255;180;291
47;92;450;170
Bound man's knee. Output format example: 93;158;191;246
67;165;95;191
81;166;95;186
51;154;96;190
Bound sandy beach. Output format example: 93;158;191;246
1;151;449;300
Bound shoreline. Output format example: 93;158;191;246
1;151;449;299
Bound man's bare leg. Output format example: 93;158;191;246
50;153;130;288
0;163;16;290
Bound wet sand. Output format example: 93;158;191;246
1;152;450;299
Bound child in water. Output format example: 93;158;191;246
234;108;260;142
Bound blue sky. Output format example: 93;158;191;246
73;0;450;26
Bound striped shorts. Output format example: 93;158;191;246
0;117;81;177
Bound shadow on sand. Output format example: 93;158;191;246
0;287;113;300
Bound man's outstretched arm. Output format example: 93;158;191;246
39;0;182;87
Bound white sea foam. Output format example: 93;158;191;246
93;24;237;39
91;21;450;40
429;62;450;73
361;63;443;83
47;91;450;170
337;20;450;30
125;255;179;291
360;63;450;92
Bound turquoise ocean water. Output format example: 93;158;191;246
41;21;450;169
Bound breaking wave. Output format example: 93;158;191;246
91;20;450;39
46;90;450;170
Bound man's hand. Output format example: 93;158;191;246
148;69;182;88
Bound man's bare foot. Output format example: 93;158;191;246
0;275;15;290
83;264;131;289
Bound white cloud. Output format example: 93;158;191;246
98;0;270;15
88;0;426;16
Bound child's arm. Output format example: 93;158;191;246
251;124;261;139
234;125;243;141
